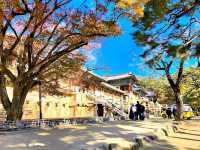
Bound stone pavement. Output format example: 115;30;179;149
0;118;189;150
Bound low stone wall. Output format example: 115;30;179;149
0;117;98;131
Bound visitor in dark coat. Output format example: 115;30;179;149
172;106;177;119
166;107;172;119
129;105;134;120
135;101;141;120
140;104;145;120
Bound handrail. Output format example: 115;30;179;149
85;90;126;118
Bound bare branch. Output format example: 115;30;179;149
5;14;33;56
161;59;167;68
21;0;31;13
156;67;165;70
4;15;19;39
32;14;69;65
167;60;173;69
27;41;88;78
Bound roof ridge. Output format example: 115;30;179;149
103;72;133;77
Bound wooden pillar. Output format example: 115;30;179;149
128;84;132;92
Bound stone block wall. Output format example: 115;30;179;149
0;88;97;121
0;104;6;121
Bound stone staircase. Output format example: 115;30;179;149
104;100;127;120
85;91;127;120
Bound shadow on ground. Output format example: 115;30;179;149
142;120;200;150
0;119;200;150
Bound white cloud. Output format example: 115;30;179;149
82;42;102;65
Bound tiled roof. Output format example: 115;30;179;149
81;68;136;94
100;82;127;94
81;67;106;81
87;71;106;81
103;73;137;81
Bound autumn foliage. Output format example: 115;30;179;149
0;0;123;121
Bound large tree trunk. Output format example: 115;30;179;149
165;72;183;120
6;97;25;121
174;89;183;121
0;73;12;120
164;60;184;121
6;81;30;121
169;84;183;121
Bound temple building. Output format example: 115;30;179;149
0;70;152;121
103;73;141;105
0;35;160;121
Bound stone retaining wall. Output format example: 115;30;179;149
0;87;97;121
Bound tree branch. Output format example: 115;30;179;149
21;0;31;13
26;41;88;78
4;15;19;39
160;59;176;90
32;14;69;66
4;14;33;56
156;67;165;70
176;60;184;86
167;60;173;69
1;66;16;82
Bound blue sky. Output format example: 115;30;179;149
84;18;198;77
84;18;155;77
77;1;199;78
69;1;151;77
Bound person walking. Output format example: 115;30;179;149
135;101;141;120
140;103;145;120
129;104;136;120
132;104;137;120
172;106;177;119
129;104;134;120
166;107;172;119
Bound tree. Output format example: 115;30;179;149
139;77;175;104
38;52;86;96
0;0;148;121
132;0;200;120
181;67;200;107
0;0;120;121
140;67;200;106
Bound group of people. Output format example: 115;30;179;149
163;107;177;119
129;101;146;121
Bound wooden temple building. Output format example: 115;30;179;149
0;69;158;121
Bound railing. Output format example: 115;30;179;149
85;91;97;101
85;91;126;119
105;101;126;119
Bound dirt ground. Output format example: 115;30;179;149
0;119;199;150
142;120;200;150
